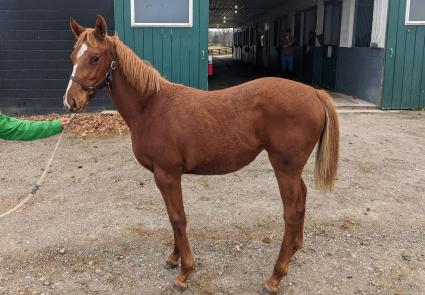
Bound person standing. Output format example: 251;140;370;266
280;29;295;78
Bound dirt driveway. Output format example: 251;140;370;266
0;111;424;295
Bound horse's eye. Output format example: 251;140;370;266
90;56;100;64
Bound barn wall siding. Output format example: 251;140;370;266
0;0;115;115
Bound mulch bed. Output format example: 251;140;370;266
20;113;129;137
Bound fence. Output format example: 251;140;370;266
208;47;233;56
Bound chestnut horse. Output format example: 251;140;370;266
64;16;339;294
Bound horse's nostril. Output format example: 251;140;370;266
71;97;79;110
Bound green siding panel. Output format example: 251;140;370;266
410;27;425;108
391;0;407;109
383;0;425;109
420;44;425;108
180;30;191;86
400;27;416;109
122;0;134;51
134;29;144;59
162;28;172;80
113;0;208;90
383;0;400;109
199;0;209;90
143;28;153;64
190;0;200;89
171;29;182;83
153;28;163;72
114;0;125;39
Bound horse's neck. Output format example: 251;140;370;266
108;67;150;127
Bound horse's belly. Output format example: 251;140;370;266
184;148;261;175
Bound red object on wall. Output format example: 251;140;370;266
208;55;213;76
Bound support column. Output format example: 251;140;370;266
316;0;325;46
290;13;296;35
371;0;389;48
300;12;305;46
339;0;356;48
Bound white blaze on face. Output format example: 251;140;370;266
77;43;88;59
64;43;88;108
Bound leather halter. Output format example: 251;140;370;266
70;48;117;97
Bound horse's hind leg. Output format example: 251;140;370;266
294;179;307;254
154;167;194;289
263;155;307;294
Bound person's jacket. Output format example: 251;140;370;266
0;114;62;141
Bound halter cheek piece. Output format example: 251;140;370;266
70;52;118;98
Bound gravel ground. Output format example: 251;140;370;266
0;111;424;295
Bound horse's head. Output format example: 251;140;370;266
64;15;115;113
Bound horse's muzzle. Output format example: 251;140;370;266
64;96;80;113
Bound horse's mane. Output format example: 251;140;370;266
111;35;162;95
74;29;163;96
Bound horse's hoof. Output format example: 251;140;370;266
165;259;179;269
262;284;278;295
173;280;188;292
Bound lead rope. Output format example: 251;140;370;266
0;114;76;220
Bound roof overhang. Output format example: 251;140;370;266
209;0;285;28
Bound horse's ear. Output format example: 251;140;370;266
94;15;108;40
70;17;85;39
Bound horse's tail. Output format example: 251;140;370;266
314;90;339;191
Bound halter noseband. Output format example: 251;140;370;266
70;49;117;98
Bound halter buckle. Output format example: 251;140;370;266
87;87;95;96
111;60;117;70
105;72;113;86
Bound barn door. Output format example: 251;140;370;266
383;0;425;109
114;0;208;90
321;0;342;90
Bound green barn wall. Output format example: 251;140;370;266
383;0;425;109
114;0;208;90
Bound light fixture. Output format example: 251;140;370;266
235;10;238;14
235;5;238;9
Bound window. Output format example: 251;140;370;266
406;0;425;25
353;0;374;47
131;0;193;27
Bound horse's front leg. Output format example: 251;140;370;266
165;232;180;269
154;167;194;289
